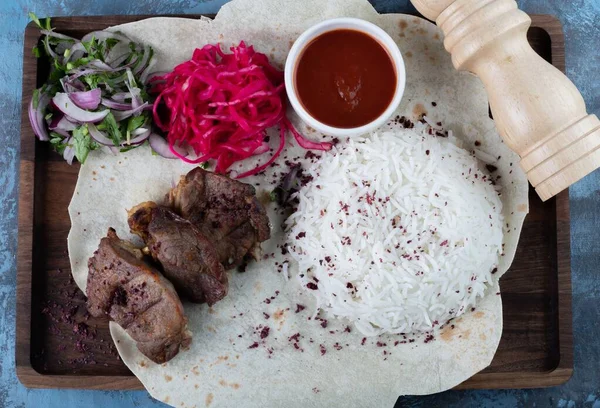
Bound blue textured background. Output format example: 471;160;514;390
0;1;598;407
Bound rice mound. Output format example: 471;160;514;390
286;127;504;336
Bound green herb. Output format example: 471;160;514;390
199;162;209;170
44;112;53;121
50;132;67;154
127;114;146;133
32;46;41;58
269;189;280;202
72;126;95;164
32;89;40;109
29;12;43;29
100;112;123;146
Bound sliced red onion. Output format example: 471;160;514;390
111;92;131;102
29;91;50;141
106;40;132;66
133;45;152;75
55;41;71;56
131;127;149;136
112;102;149;121
124;129;150;146
40;29;77;41
52;92;109;123
64;115;80;124
52;128;70;138
48;115;77;133
101;98;132;110
60;77;85;93
69;89;102;110
108;52;130;68
149;134;188;159
140;57;157;85
86;59;113;71
88;123;114;146
81;31;131;44
63;42;85;64
43;38;58;60
63;139;75;165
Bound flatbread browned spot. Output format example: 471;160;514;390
165;374;173;382
399;20;408;30
405;51;413;58
273;309;286;321
413;103;427;118
205;393;214;407
440;325;457;342
480;333;487;341
139;361;146;367
474;311;485;319
164;396;170;403
518;203;528;212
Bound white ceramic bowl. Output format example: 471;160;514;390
284;18;406;138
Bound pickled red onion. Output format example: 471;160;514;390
151;42;332;177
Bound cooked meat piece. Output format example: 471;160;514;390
128;201;228;306
86;228;191;364
167;167;271;268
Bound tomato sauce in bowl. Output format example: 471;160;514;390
295;29;397;129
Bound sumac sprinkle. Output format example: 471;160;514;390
491;267;498;274
248;342;259;349
263;312;270;319
361;337;367;346
424;334;434;343
376;341;387;347
486;164;498;173
260;326;270;339
306;282;318;290
320;344;327;356
295;304;306;313
474;140;481;146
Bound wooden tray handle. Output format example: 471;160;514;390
411;0;600;201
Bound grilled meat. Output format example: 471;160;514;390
86;228;191;364
167;167;270;268
128;201;228;306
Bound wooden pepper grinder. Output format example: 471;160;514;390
411;0;600;201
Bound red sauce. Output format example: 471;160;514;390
295;29;396;128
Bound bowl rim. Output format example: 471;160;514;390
284;17;406;138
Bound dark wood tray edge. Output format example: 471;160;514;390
16;14;573;390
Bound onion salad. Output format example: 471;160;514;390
151;42;333;178
28;13;157;164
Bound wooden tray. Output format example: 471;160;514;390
16;14;573;390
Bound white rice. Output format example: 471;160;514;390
286;127;504;336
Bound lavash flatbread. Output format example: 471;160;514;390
67;0;529;406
